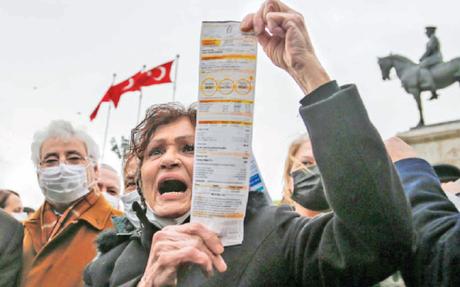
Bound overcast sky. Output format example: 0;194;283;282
0;0;459;208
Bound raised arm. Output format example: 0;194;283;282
241;1;414;285
280;84;414;285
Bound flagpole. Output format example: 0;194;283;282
101;73;117;162
172;54;180;102
137;65;147;124
137;89;143;124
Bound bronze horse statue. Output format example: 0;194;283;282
378;54;460;127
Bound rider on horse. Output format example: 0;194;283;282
419;26;443;100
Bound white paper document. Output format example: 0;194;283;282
191;21;257;246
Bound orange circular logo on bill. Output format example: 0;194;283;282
200;78;217;96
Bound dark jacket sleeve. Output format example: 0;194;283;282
0;210;24;287
83;235;131;287
281;82;414;286
395;157;460;287
84;236;148;287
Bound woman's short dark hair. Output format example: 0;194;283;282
131;102;197;164
0;189;20;209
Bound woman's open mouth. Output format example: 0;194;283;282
158;179;188;195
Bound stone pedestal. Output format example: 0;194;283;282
397;120;460;168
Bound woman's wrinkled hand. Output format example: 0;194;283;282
138;223;227;287
240;0;330;94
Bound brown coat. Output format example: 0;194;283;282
21;194;122;287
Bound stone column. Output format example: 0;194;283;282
397;120;460;168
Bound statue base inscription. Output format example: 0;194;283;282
398;120;460;168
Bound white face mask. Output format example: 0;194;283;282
145;203;190;229
103;192;120;209
120;191;141;228
11;212;28;222
38;163;92;205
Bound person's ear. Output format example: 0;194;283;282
93;163;100;178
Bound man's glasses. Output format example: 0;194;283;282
40;155;88;168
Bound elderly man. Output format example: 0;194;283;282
21;120;121;287
98;163;122;209
84;1;414;286
93;154;142;252
91;154;141;257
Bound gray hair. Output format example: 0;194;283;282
31;120;100;167
100;163;121;187
100;163;118;174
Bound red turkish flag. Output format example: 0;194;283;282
139;61;173;87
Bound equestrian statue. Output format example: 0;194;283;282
378;26;460;127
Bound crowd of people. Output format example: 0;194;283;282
1;0;460;286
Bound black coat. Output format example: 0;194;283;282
84;82;414;286
396;158;460;287
0;209;23;287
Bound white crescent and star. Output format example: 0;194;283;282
121;66;167;91
123;78;135;91
153;66;166;81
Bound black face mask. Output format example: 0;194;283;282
291;165;329;211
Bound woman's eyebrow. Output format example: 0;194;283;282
148;138;166;145
175;135;195;142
